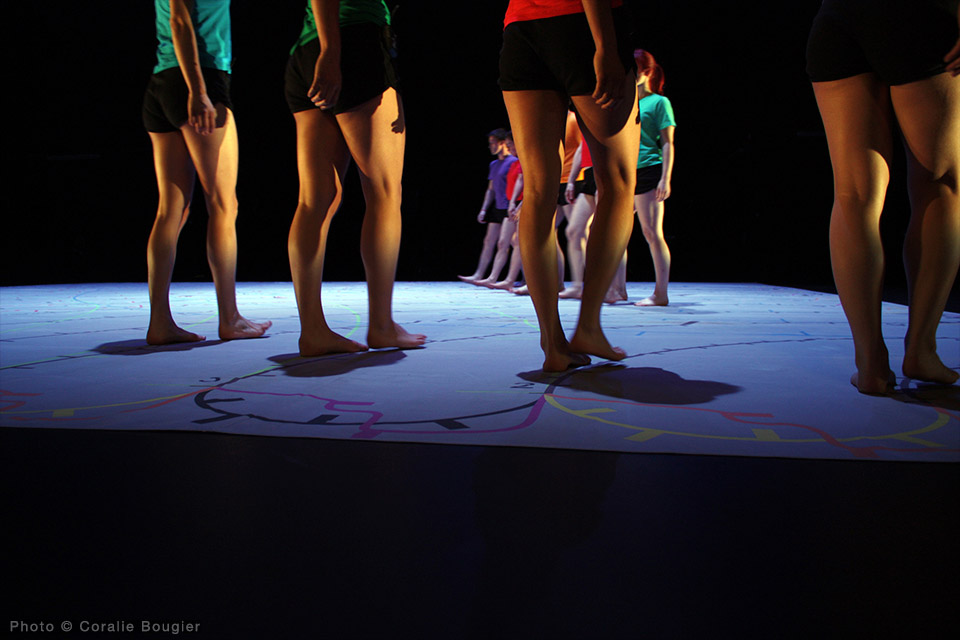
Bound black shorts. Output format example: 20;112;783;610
286;23;399;115
142;67;232;133
499;7;634;95
486;207;508;224
557;183;570;206
578;168;597;197
806;0;957;85
635;164;661;195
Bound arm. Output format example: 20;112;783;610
308;0;342;109
169;0;215;134
581;0;626;109
656;126;675;202
566;142;583;204
509;173;524;220
945;3;960;76
478;181;494;223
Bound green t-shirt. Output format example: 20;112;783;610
291;0;391;53
636;93;676;169
153;0;232;74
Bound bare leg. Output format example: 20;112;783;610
560;193;596;299
460;223;501;283
891;73;960;384
146;131;205;344
288;109;368;356
503;89;590;371
492;219;523;288
337;88;426;349
511;224;531;294
180;107;271;341
569;79;641;361
634;191;670;306
478;219;517;287
813;74;895;394
606;250;628;303
555;209;568;290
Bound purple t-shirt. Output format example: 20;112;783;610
488;156;518;210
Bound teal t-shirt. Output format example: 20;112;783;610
291;0;391;53
153;0;232;74
636;93;676;169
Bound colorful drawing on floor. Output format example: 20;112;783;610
2;282;958;461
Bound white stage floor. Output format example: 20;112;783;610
1;282;957;461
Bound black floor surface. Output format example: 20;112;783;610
3;427;957;639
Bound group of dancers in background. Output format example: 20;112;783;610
143;0;958;392
459;48;675;310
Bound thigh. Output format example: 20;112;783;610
571;81;640;192
502;89;568;207
293;109;352;207
335;87;405;195
179;106;238;202
567;194;595;234
149;130;196;206
499;218;518;241
890;73;960;181
812;73;895;197
635;191;663;233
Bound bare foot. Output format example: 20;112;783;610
146;322;206;345
604;288;628;304
475;278;498;289
903;352;959;385
850;370;896;395
368;322;427;350
569;326;626;363
543;348;591;372
299;328;368;357
458;275;482;285
489;280;515;290
558;285;583;300
511;285;529;296
219;317;272;341
634;294;668;307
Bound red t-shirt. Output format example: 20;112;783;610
506;162;523;202
580;140;593;170
504;0;623;28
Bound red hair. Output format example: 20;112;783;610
634;49;665;95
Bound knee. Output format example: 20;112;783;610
914;165;959;199
565;224;585;242
296;193;341;222
156;198;188;219
834;190;885;219
601;161;636;190
207;191;239;220
497;237;512;252
363;178;402;211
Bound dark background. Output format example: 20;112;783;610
3;1;923;296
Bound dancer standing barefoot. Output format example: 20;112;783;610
630;49;676;307
143;0;271;345
459;129;516;285
808;0;959;393
493;132;527;290
559;138;598;301
500;0;640;371
286;0;425;356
